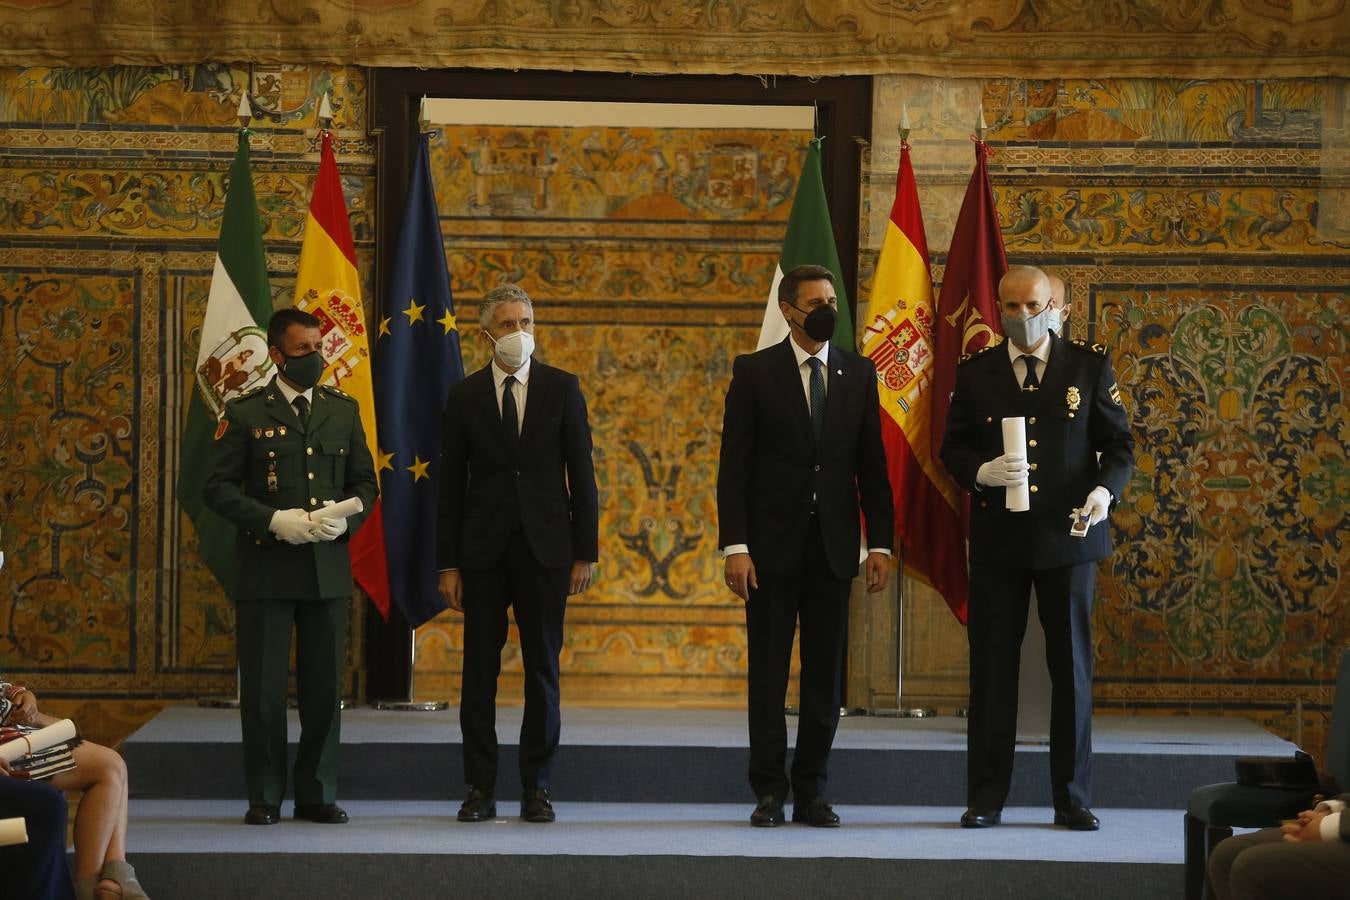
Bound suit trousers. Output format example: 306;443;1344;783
967;560;1095;812
0;777;74;900
236;595;348;807
460;534;569;793
1207;826;1350;900
745;513;851;803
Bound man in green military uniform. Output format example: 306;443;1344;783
204;308;378;826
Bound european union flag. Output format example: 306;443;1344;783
375;131;464;627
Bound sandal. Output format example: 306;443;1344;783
98;860;150;900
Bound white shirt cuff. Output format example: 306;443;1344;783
868;548;892;557
1318;798;1346;813
1319;810;1341;841
721;545;749;559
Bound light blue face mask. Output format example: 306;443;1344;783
1001;305;1051;349
1045;307;1062;334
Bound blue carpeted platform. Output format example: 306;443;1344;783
116;706;1292;898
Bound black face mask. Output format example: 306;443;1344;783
791;303;837;342
279;350;324;389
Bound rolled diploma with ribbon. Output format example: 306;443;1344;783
309;496;364;523
1001;416;1030;512
0;817;28;847
0;719;76;764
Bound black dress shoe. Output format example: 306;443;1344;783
244;805;279;825
1054;807;1100;831
294;803;349;824
791;796;841;827
960;808;1002;828
750;795;785;827
457;787;496;823
521;788;556;823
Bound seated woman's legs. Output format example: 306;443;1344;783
49;742;128;893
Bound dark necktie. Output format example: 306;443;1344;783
501;375;519;440
1020;355;1040;392
293;394;310;426
807;357;825;440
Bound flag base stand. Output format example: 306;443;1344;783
371;699;449;712
197;696;240;709
287;699;357;710
784;706;866;717
865;707;937;718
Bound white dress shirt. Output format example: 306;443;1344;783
274;377;314;417
1007;333;1052;388
491;356;531;432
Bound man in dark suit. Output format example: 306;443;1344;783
717;263;894;828
941;265;1134;831
437;283;599;825
1208;793;1350;899
204;308;378;826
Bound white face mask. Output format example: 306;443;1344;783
488;329;535;369
1045;307;1062;333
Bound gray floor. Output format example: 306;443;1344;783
128;704;1295;756
127;800;1185;864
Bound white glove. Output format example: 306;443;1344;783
1078;486;1112;527
976;453;1030;488
311;500;348;542
269;509;321;545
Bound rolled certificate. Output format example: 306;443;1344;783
0;817;28;847
310;496;364;522
1001;416;1030;512
0;719;76;764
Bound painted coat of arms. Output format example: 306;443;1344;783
863;304;935;414
299;287;368;388
195;325;271;417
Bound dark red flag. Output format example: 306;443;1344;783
930;140;1008;466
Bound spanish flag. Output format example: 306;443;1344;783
861;141;969;623
294;130;391;616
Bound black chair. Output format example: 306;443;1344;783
1182;647;1350;900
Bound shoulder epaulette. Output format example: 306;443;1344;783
959;339;1002;365
1070;338;1108;356
319;384;355;401
230;384;267;404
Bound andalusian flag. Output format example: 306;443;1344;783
294;130;391;616
861;142;969;623
756;138;855;350
180;129;274;601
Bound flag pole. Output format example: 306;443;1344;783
196;90;256;711
370;96;449;713
862;105;934;720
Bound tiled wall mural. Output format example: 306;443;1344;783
0;63;1343;747
412;122;807;705
0;64;375;742
865;75;1347;748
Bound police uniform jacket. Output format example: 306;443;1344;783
203;375;378;600
940;332;1134;570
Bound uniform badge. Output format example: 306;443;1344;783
214;419;229;440
1066;386;1081;418
265;428;275;438
278;426;287;436
266;460;279;493
1109;382;1124;406
252;428;263;439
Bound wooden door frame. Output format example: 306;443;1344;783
364;66;872;701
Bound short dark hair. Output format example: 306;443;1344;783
778;264;835;305
267;308;321;349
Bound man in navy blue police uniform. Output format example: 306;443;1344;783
941;265;1134;832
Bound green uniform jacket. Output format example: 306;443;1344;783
202;376;379;600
